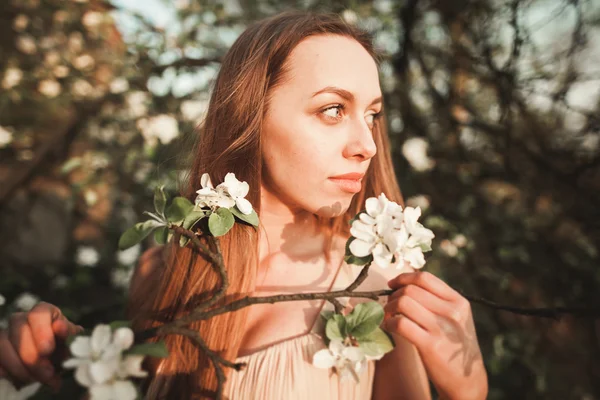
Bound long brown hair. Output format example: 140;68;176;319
128;10;404;399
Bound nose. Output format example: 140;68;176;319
343;117;378;161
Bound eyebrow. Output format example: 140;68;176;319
311;86;382;107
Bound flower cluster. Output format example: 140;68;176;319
194;172;253;215
62;325;147;400
349;193;434;270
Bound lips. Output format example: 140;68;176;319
328;172;365;193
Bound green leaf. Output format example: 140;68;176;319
230;206;259;227
119;220;163;250
154;186;167;217
182;210;206;230
208;208;235;237
166;197;194;223
325;314;347;341
125;342;169;358
60;157;82;175
357;327;395;358
346;302;385;339
320;310;334;323
154;226;169;244
109;320;132;331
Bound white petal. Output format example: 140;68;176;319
112;328;134;350
89;360;118;384
74;365;94;387
200;173;213;189
372;243;393;269
403;206;421;232
0;378;18;400
69;336;92;358
312;349;336;369
89;383;113;400
91;325;112;355
342;346;365;362
17;382;41;399
387;201;403;218
196;187;217;197
235;197;253;215
375;214;394;236
358;212;376;225
349;238;375;257
216;194;235;208
328;339;345;356
112;380;138;400
405;247;426;269
350;222;376;243
121;355;148;378
63;357;89;369
365;197;382;217
230;181;249;199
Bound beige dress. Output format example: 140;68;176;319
224;261;376;400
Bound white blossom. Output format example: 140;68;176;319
136;114;179;146
68;32;84;52
73;54;95;71
341;10;358;24
0;294;5;306
2;67;23;89
218;173;253;214
14;292;39;311
53;65;69;78
44;51;61;66
402;137;435;172
180;99;208;122
38;79;61;98
63;325;147;400
111;268;134;290
312;339;378;383
72;79;95;98
125;91;149;118
16;35;37;54
0;378;41;400
109;77;129;94
117;244;141;265
76;246;100;267
194;173;236;210
349;194;434;270
0;126;13;148
82;11;104;29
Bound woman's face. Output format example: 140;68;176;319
261;34;382;218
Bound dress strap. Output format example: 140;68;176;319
308;256;345;332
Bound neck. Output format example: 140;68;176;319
258;184;326;264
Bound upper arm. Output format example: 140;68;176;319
348;264;431;400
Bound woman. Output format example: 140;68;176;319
0;11;488;400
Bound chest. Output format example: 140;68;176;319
237;255;351;357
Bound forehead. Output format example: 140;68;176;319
282;35;381;100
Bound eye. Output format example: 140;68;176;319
321;104;344;121
366;112;382;128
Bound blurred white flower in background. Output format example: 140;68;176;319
0;294;5;306
125;91;149;118
13;14;29;31
136;114;179;146
38;79;61;98
0;378;40;400
0;126;14;148
76;246;100;267
117;244;141;265
72;79;95;98
53;65;70;78
402;137;435;172
109;77;129;94
14;293;39;311
82;11;104;29
15;35;37;54
73;54;95;71
2;67;23;89
44;50;61;66
180;99;208;122
111;269;134;290
406;195;431;211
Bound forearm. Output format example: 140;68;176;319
371;332;431;400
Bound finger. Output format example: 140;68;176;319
384;293;440;334
387;271;460;301
0;329;36;384
28;302;62;356
8;315;56;385
383;314;429;348
389;284;455;318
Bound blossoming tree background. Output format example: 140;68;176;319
0;0;599;399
